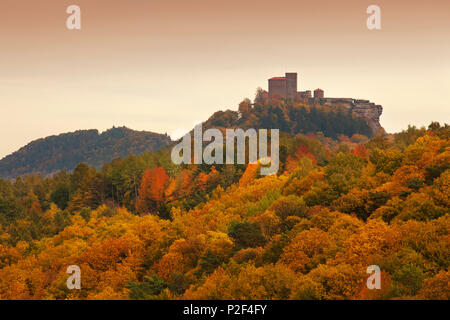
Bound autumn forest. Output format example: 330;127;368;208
0;102;448;300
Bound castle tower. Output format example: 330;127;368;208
285;73;297;100
314;88;324;99
268;77;287;99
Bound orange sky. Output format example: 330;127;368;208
0;0;449;158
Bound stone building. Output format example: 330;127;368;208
268;72;325;103
265;72;383;135
313;88;324;99
268;77;287;99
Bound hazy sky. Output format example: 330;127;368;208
0;0;449;159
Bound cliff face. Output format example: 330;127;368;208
352;100;383;135
324;98;383;135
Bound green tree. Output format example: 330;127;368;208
126;274;168;300
50;183;70;210
228;221;266;249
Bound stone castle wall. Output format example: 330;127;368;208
268;78;286;99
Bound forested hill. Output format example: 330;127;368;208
1;100;378;180
0;127;172;179
0;122;447;300
204;99;375;139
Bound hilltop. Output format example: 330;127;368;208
0;127;172;179
0;97;380;180
204;98;376;139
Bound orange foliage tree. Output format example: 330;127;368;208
136;167;169;213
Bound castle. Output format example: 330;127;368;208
268;72;322;103
264;72;383;134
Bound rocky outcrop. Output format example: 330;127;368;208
352;100;383;135
324;98;383;135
